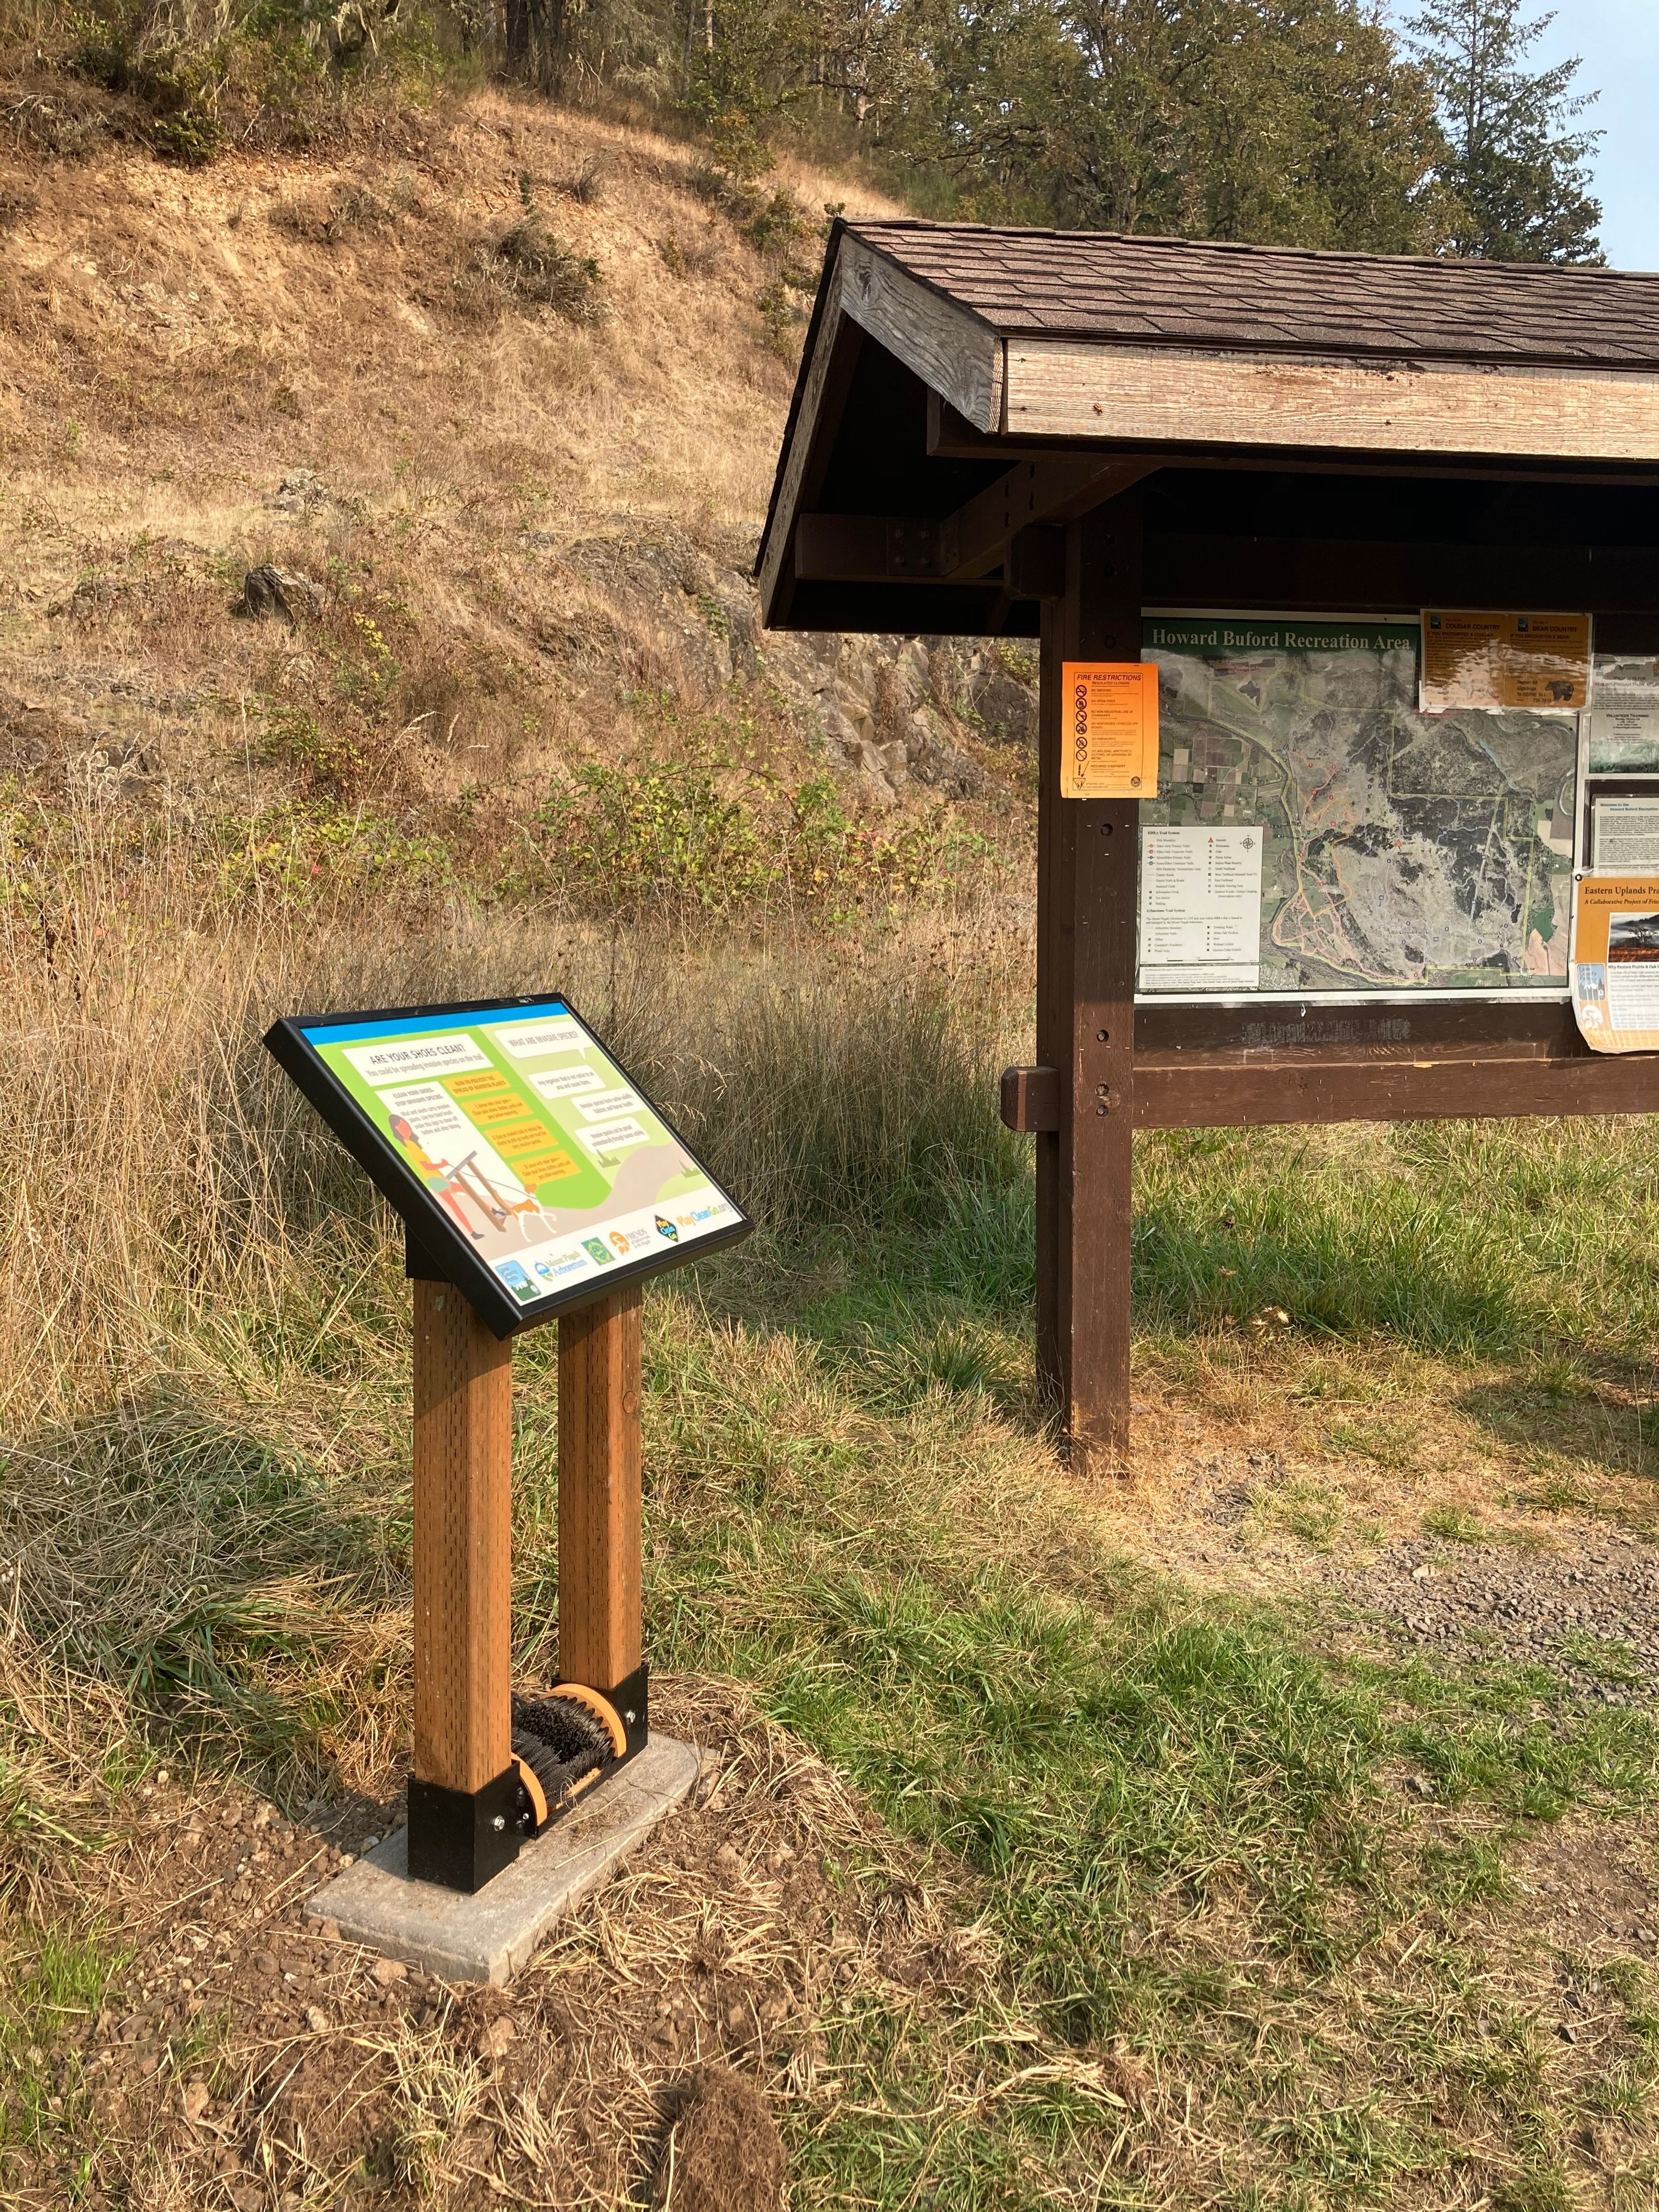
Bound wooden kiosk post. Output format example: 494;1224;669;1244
756;216;1659;1473
1036;494;1144;1469
264;994;749;1901
556;1287;645;1714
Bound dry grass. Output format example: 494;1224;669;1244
8;74;1659;2212
0;93;951;884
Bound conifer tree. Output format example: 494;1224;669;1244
1405;0;1603;261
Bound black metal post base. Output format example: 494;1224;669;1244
407;1763;530;1894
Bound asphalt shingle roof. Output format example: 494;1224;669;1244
843;220;1659;372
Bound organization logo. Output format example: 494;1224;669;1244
582;1237;613;1265
654;1214;679;1242
549;1252;588;1280
497;1259;538;1304
608;1230;631;1256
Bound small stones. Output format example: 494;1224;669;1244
48;574;126;622
477;2015;516;2059
370;1956;407;1986
262;467;331;517
304;2005;329;2034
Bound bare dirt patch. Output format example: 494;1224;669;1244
5;1677;993;2210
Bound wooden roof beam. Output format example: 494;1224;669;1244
795;449;1159;594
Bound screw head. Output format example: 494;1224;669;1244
491;1815;505;1832
1097;1029;1109;1042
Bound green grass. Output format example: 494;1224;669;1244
0;1931;121;2158
8;924;1659;2202
613;1279;1659;2203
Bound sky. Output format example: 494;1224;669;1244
1488;1;1659;270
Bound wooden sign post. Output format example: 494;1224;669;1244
406;1265;646;1894
408;1279;518;1890
1032;496;1144;1475
264;992;750;1896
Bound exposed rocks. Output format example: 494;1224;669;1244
262;469;334;518
545;521;1035;808
558;531;757;694
48;575;126;622
242;564;322;623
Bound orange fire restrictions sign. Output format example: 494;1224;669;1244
1060;662;1159;798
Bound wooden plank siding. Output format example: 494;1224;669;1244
1007;343;1659;460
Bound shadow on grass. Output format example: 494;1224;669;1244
1456;1362;1659;1491
1;1390;407;1810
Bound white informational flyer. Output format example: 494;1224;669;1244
1587;655;1659;773
1592;797;1659;872
1138;825;1264;991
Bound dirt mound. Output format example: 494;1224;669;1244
654;2064;787;2211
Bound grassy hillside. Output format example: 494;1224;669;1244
0;91;1030;920
5;79;1659;2212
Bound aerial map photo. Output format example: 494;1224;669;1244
1140;617;1579;994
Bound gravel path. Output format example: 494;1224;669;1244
1328;1532;1659;1703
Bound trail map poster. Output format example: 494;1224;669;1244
1139;616;1578;995
267;998;749;1327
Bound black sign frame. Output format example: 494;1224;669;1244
264;992;753;1336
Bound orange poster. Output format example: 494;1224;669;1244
1060;662;1158;798
1571;875;1659;1053
1422;610;1591;712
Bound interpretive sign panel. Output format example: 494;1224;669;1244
1139;614;1578;996
1588;655;1659;772
265;996;750;1334
1572;879;1659;1053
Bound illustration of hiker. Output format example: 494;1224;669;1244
388;1113;487;1240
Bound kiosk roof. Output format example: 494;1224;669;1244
825;220;1659;370
758;220;1659;636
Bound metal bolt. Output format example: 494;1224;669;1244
625;1711;637;1724
1101;822;1113;835
491;1815;505;1832
1097;1029;1109;1042
1096;1103;1109;1116
1097;1084;1109;1096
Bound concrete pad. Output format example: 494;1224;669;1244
305;1734;700;1985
